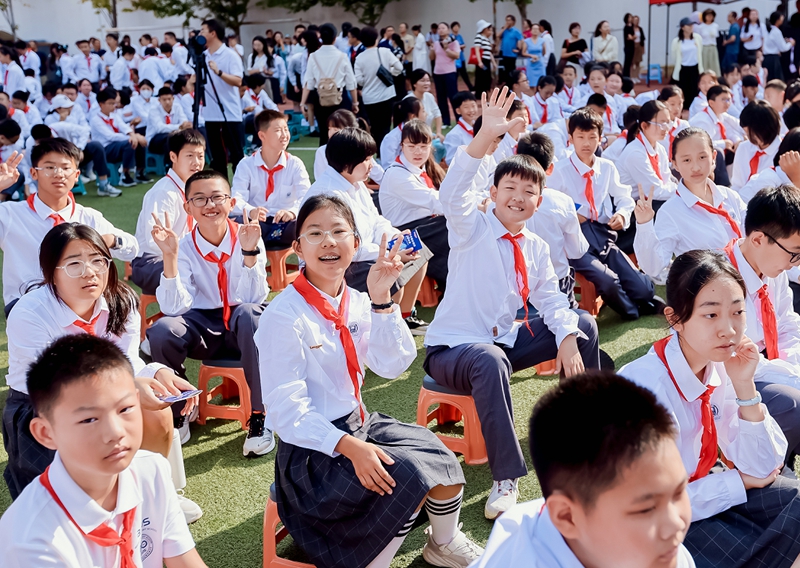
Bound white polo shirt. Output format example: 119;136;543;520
203;43;244;122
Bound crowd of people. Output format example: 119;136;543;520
5;7;800;568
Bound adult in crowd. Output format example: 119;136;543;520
430;22;461;127
474;19;495;99
521;23;546;88
722;11;741;69
592;20;619;62
671;17;704;110
630;15;645;82
623;13;635;78
200;18;245;176
498;15;523;85
763;12;794;81
412;24;431;73
399;22;415;76
697;9;721;76
451;22;474;92
740;9;763;63
560;22;588;68
389;33;408;98
539;19;556;76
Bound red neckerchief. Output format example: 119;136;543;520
748;149;766;180
247;89;258;105
571;156;598;220
502;232;533;335
457;120;474;137
165;172;194;231
395;156;434;188
604;105;613;130
638;134;663;181
73;312;102;335
27;193;76;225
704;107;727;140
535;94;548;123
8;108;14;117
101;114;119;133
677;187;741;238
260;151;288;201
564;86;574;105
191;218;238;329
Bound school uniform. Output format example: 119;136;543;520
556;85;579;115
661;118;691;160
75;91;98;118
129;94;154;132
739;164;790;204
470;497;697;568
241;88;278;134
148;219;269;413
424;148;600;482
0;450;194;567
171;43;194;76
230;150;310;249
23;76;42;103
633;180;747;279
18;103;42;126
688;107;745;151
443;118;474;165
379;124;403;168
132;170;193;295
109;56;133;91
2;61;25;99
530;93;562;125
18;48;40;80
730;137;781;192
90;109;145;173
45;120;112;184
177;93;204;128
548;152;656;320
138;55;168;92
614;92;637;117
5;105;30;139
688;92;708;118
537;120;569;161
313;144;384;185
620;334;800;568
71;53;105;88
2;285;166;499
256;278;463;568
146;102;188;156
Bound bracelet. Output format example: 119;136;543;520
371;300;394;311
241;247;260;257
735;392;762;407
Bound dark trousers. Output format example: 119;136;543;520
314;102;343;146
757;382;800;468
559;267;578;309
432;72;458;126
148;132;170;157
81;140;110;177
130;253;164;296
677;64;699;110
424;310;600;481
104;139;142;171
500;56;517;86
456;64;473;90
3;297;18;318
570;221;655;320
206;120;245;177
363;98;395;154
147;304;265;411
616;199;665;255
714;150;732;187
474;64;493;99
233;215;297;250
2;389;55;499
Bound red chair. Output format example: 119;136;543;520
267;248;300;292
139;294;163;342
574;272;603;317
534;359;558;376
417;276;441;308
197;360;251;431
263;483;314;568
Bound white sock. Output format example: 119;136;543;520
425;488;463;545
167;428;187;491
366;510;419;568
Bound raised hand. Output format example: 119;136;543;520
780;150;800;186
366;234;403;305
248;206;269;223
0;151;21;191
151;212;180;257
724;336;760;391
634;185;656;225
477;87;526;141
238;213;262;252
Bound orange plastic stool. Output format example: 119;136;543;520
534;359;558;376
575;272;604;317
124;261;132;281
417;276;441;308
416;375;488;465
263;483;315;568
267;248;300;292
197;360;251;431
139;294;163;342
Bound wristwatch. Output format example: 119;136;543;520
241;247;260;257
112;236;123;250
736;392;762;407
217;68;223;77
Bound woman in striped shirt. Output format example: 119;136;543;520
474;20;495;98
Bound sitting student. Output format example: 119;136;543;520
557;62;580;115
132;129;205;296
507;69;537;124
90;87;148;188
255;195;483;568
517;131;588;307
109;44;136;91
0;91;30;139
688;71;718;117
231;109;310;250
765;79;788;113
75;78;98;117
36;81;59;118
620;250;800;568
130;79;155;136
604;72;627;124
730;100;782;191
425;89;600;518
740;129;800;206
598;102;634;162
585;92;620;146
444;91;479;164
241;74;278;135
147;170;273;456
688;84;744;155
11;90;42;126
146;86;191;160
60;82;89;127
616;76;638;115
548;107;660;320
23;68;42;104
530;75;562;127
739;74;760;108
314;109;384;184
0;334;207;566
0;118;25;200
657;85;690;160
580;66;619;134
472;371;695;568
492;99;529;162
380;96;427;168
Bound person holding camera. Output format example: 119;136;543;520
200;18;245;176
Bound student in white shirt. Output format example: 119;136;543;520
129;80;155;135
11;90;41;126
491;100;529;163
689;72;718;117
473;371;696;568
689;84;744;185
619;249;800;566
0;119;25;200
313;109;384;184
157;43;178;86
731;101;782;192
148;170;273;456
59;83;89;128
380;95;427;168
256;194;482;568
740;130;800;206
444;91;479;164
0;334;207;566
75;79;98;120
557;63;580;115
71;40;105;88
109;45;136;91
425;89;600;519
0;91;30;140
15;40;40;80
0;46;26;100
531;75;563;127
146;87;191;158
139;47;168;92
164;31;194;77
101;32;120;73
657;85;691;160
241;74;278;135
579;67;620;131
23;69;42;104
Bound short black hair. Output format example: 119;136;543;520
326;127;377;174
144;47;158;57
360;26;379;47
168;128;206;155
31;124;52;141
585;93;607;109
569;106;604;136
776;127;800;165
745;184;800;240
517;131;555;170
739;100;780;147
319;23;337;45
185;169;230;197
706;84;731;101
295;194;359;241
0;118;22;140
159;43;172;55
529;370;676;508
202;18;226;41
742;75;759;88
27;334;134;418
537;75;557;89
245;73;267;89
31;137;82;167
452;90;477;111
138;79;154;90
255;109;287;133
493;154;545;191
96;87;117;104
120;45;136;57
11;90;28;103
62;83;77;92
783;104;800;131
621;76;634;94
157;86;173;98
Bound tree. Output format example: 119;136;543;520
260;0;395;27
81;0;118;28
128;0;251;35
470;0;531;24
0;0;17;39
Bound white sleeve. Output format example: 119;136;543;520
606;164;635;226
633;217;678;277
233;249;270;304
230;162;253;218
687;469;748;521
560;206;589;260
155;252;196;316
363;305;417;378
438;147;486;248
151;455;196;559
730;149;750;191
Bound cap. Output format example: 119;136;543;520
50;94;74;109
679;17;694;27
477;19;492;33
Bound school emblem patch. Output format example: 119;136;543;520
712;404;720;419
140;533;154;560
349;322;359;334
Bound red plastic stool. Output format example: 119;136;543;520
417;276;441;308
267;248;300;292
416;375;487;465
197;360;251;431
263;483;315;568
535;359;558;376
575;272;604;317
139;294;163;342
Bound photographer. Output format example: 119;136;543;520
200;18;245;175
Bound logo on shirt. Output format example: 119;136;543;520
348;322;359;335
140;533;154;560
712;404;720;419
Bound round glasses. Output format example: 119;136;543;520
56;257;113;278
188;194;231;208
299;229;355;245
647;121;671;130
34;166;78;177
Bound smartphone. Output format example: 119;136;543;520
157;389;203;404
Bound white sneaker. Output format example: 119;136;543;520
422;524;484;567
243;412;276;457
85;170;96;181
175;415;191;445
97;184;123;197
484;479;519;520
140;338;151;356
176;491;203;524
80;174;92;184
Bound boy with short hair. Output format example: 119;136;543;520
471;370;695;567
72;39;105;89
147;86;191;158
11;90;42;126
110;45;137;91
242;74;279;134
548;107;661;320
585;92;619;145
444;91;479;164
765;79;787;113
60;82;89;127
90;87;148;187
0;91;31;139
689;84;745;154
0;334;207;567
0;118;25;200
231;109;311;249
557;63;579;114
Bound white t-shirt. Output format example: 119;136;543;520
681;39;698;66
204;43;244;122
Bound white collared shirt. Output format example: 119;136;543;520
305;45;358;94
302;166;398;262
633;180;746;278
618;133;678;201
689;107;745;150
379;124;403;168
156;222;269;315
730;137;781;191
738;165;790;204
19;49;41;79
742;22;764;50
75;91;97;117
526;188;589;280
548;152;635;226
171;43;194;76
444;118;474;164
688;93;708;118
1;61;24;99
71;53;105;82
0;451;194;568
240;88;278;114
178;93;203;127
471;498;697;568
230;150;310;218
256;284;416;456
129;93;154;129
203;44;244;122
135;170;193;258
492;132;518;163
6;286;165;393
90;110;132;146
138;55;167;92
620;333;786;522
531;93;563;125
424;148;582;349
557;85;579;114
146;102;188;143
660;118;690;157
21;104;42;126
48;120;90;149
110;57;133;90
379;153;444;226
7;106;30;139
0;194;137;304
762;24;791;55
353;47;402;104
24;76;42;103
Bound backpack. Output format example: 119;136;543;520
312;52;344;107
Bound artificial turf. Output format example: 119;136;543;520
0;136;670;567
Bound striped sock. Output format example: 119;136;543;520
365;510;419;568
425;488;463;545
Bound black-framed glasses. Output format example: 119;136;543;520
764;231;800;264
188;194;231;207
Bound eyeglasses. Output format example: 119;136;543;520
34;166;78;177
763;231;800;264
402;143;432;153
647;121;671;130
298;228;355;245
188;194;230;207
56;257;113;278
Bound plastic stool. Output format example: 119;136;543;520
144;151;166;177
266;248;300;292
416;375;487;465
139;294;163;342
575;272;603;317
535;359;558;376
108;163;122;186
197;360;251;431
417;276;441;308
263;483;315;568
74;177;87;195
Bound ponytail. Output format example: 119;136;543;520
625;100;667;145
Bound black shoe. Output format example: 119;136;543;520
638;295;667;317
174;415;186;430
599;349;615;370
135;172;153;183
118;173;137;187
405;314;429;336
308;130;320;137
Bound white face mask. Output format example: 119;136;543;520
141;89;153;100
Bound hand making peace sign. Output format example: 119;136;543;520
151;211;180;257
238;212;262;252
366;234;404;306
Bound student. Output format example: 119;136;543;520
765;78;787;113
0;334;207;566
72;39;105;89
75;78;98;117
444;91;478;164
11;90;42;127
90;87;148;188
380;95;427;168
23;69;42;105
557;63;580;114
531;75;562;126
109;44;136;91
0;91;30;140
0;118;24;199
517;131;588;307
689;85;744;153
139;46;168;92
548;107;660;320
730;100;782;191
688;71;718;117
657;85;690;160
255;195;483;568
241;74;278;135
492;99;529;163
585;92;620;143
620;250;800;567
472;371;695;567
424;89;600;518
51;83;88;127
314;109;384;183
146;86;191;159
132;129;206;296
740;128;800;205
147;170;273;455
231;109;311;250
580;66;619;132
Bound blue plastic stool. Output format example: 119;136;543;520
73;177;87;195
144;151;166;177
108;163;122;186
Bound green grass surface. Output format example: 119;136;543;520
0;136;671;567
